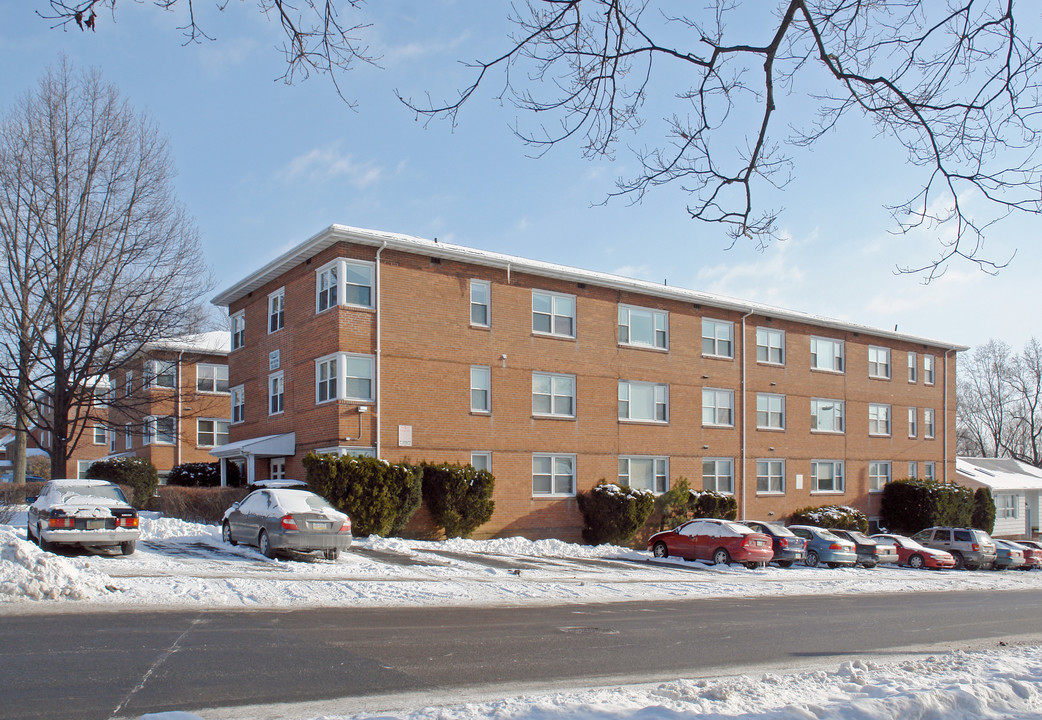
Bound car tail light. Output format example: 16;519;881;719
48;517;75;529
339;518;352;533
778;538;788;548
828;543;845;551
971;543;980;552
116;516;139;529
280;515;299;531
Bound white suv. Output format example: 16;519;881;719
911;527;997;570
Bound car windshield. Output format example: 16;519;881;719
53;484;128;504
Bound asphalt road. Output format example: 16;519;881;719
3;590;1040;720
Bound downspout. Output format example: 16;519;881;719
740;309;754;521
944;348;952;484
175;349;185;471
375;241;387;459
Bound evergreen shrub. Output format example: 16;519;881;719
879;479;974;534
972;487;997;534
89;457;159;508
420;463;495;538
157;485;250;523
789;504;868;532
690;490;738;520
576;481;655;546
303;453;422;537
166;462;242;487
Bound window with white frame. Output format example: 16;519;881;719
811;460;845;492
109;432;116;453
93;425;107;445
703;458;734;494
269;372;284;415
619;456;668;493
270;458;287;480
77;460;91;479
144;416;175;445
810;337;844;372
532;372;575;418
869;404;891;436
197;419;230;447
908;461;918;479
124;370;134;397
471;366;491;413
316;258;375;311
471;452;491;473
197;364;229;393
924;354;936;384
618;305;667;350
317;264;337;311
532;454;575;496
868;346;891;379
997;493;1018;519
532;291;575;338
702;388;734;427
316;356;337;402
315;353;374;403
924;408;936;438
125;424;132;450
269;288;285;333
702;319;733;358
618;381;668;422
756;393;785;430
908;352;918;383
924;461;936;481
146;359;176;389
231;385;245;424
756;459;785;494
756;327;785;365
231;312;245;351
869;461;892;492
811;398;844;433
470;280;490;327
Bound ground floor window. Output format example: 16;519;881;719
702;458;734;494
812;460;845;493
756;459;785;494
618;456;668;493
532;454;575;496
997;493;1018;519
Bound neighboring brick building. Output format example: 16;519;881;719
211;224;964;540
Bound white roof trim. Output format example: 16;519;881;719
209;432;296;459
212;224;967;351
956;457;1042;491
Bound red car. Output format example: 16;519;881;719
871;533;955;569
649;518;774;568
1009;540;1042;569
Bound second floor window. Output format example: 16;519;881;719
756;327;785;365
532;291;575;338
908;407;918;438
811;337;844;372
756;393;785;430
269;373;284;415
197;364;229;393
702;388;734;427
924;408;936;438
316;353;374;403
702;319;733;358
811;398;844;433
532;372;575;418
93;425;107;445
146;360;176;389
869;404;891;436
144;416;175;445
197;419;230;447
618;306;667;350
269;289;285;333
618;381;668;422
231;312;245;350
231;385;245;424
471;366;491;413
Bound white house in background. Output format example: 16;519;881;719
957;457;1042;538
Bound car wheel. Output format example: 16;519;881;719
222;521;236;546
951;551;965;570
324;549;340;561
861;562;877;569
259;530;275;559
909;554;925;569
120;540;136;556
775;560;793;568
712;548;731;566
992;563;1005;571
805;550;820;568
652;542;669;559
38;526;53;553
966;562;981;571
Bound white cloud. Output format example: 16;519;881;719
276;142;383;188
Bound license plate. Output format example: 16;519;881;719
85;519;104;530
309;522;331;531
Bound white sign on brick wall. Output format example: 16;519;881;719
398;425;412;447
795;473;804;490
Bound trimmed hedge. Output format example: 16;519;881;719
576;481;655;546
156;485;251;524
789;504;868;532
690;490;738;520
879;479;974;534
972;487;997;534
420;463;495;539
88;457;159;508
167;462;242;488
303;452;422;537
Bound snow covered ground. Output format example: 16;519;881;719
5;511;1042;720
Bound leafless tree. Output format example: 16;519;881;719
0;59;212;480
1008;338;1042;466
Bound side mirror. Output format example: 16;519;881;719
25;495;37;504
232;501;241;510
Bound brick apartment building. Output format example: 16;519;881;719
211;224;964;540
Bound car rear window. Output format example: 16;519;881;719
954;530;973;542
275;490;338;514
55;484;128;503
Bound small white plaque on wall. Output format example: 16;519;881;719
269;350;280;371
795;473;804;490
398;425;413;447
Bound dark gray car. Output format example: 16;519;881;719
222;488;352;560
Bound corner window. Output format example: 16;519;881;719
316;259;375;312
810;337;844;373
756;327;785;365
532;453;575;496
317;264;337;311
908;352;918;383
146;360;176;389
144;416;175;445
618;381;668;422
269;372;284;415
231;385;245;424
532;372;575;418
197;364;229;393
924;408;935;438
316;357;337;403
197;419;230;447
756;393;785;430
618;305;668;350
532;291;575;338
269;289;285;333
756;459;785;494
702;458;734;494
231;311;245;351
470;280;490;327
619;456;668;493
869;461;891;492
702;388;734;427
869;404;891;436
924;354;936;385
471;366;491;413
811;460;845;492
702;319;733;358
316;353;374;403
868;346;891;379
811;398;844;433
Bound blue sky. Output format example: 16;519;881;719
0;2;1038;353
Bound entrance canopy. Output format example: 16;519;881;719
210;432;295;485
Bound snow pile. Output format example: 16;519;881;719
0;525;112;601
139;513;222;543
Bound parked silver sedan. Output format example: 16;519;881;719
221;487;352;560
27;478;140;555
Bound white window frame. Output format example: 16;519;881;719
316;258;375;312
908;352;918;383
924;354;936;385
532;372;576;418
618;381;668;423
231;385;245;424
703;458;735;494
125;424;132;450
145;359;177;389
869;403;891;436
197;364;229;394
618;305;668;350
811;460;845;493
924;461;936;482
124;370;134;397
77;460;91;479
316;356;337;404
702;388;734;427
908;461;918;480
756;327;785;365
618;456;669;493
532;453;576;497
268;288;285;333
269;372;285;415
811;398;845;433
470;279;491;328
869;461;892;493
532;290;576;339
270;457;287;480
702;318;734;359
810;337;845;373
109;431;117;453
997;493;1018;519
144;415;175;446
868;346;891;379
230;311;245;351
471;452;491;473
93;425;107;445
197;419;230;447
756;459;785;494
924;408;936;439
756;393;785;430
908;407;918;438
315;352;375;404
471;365;491;413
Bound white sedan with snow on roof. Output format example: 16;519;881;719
27;478;141;555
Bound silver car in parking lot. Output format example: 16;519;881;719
27;478;141;554
221;487;352;560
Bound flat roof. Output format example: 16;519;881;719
213;224;968;351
